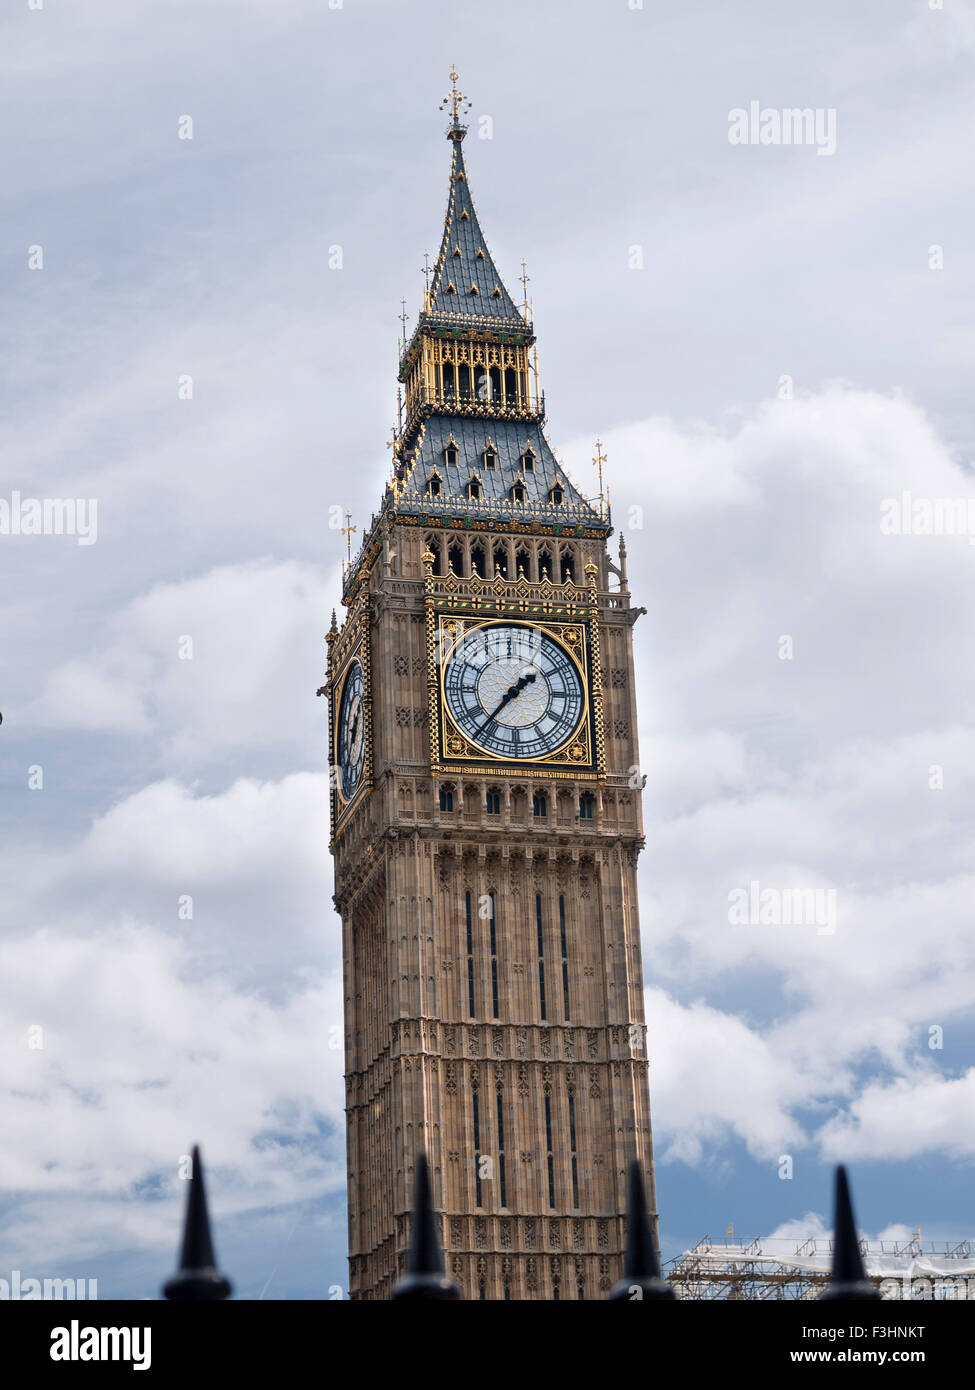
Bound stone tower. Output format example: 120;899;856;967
325;73;658;1300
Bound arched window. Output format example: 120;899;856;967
560;550;575;583
483;445;497;470
538;548;553;582
444;443;458;467
520;448;535;473
579;793;595;820
492;545;508;578
486;790;501;815
425;535;443;575
447;543;463;575
511;483;525;503
533;792;547;818
427;475;442;497
550;485;564;505
439;786;454;812
467;477;481;500
471;544;486;577
442;363;456;398
515;546;530;579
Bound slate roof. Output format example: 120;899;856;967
426;131;527;326
396;415;607;530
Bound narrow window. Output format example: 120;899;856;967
550;485;563;505
533;792;547;818
465;891;475;1018
536;893;546;1021
579;794;594;819
561;553;575;583
569;1091;579;1209
544;1093;555;1208
473;1089;482;1207
496;1089;507;1208
486;791;501;815
488;892;499;1019
468;478;481;499
439;786;453;812
560;894;570;1021
445;444;457;467
521;448;535;473
427;475;441;497
483;447;497;470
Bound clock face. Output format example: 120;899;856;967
443;622;586;761
336;660;365;800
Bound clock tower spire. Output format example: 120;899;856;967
327;75;659;1300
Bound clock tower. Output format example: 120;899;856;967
326;72;659;1300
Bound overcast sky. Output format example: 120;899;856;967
2;0;974;1298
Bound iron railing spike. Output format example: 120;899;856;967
392;1152;462;1300
609;1160;675;1301
820;1165;881;1301
162;1145;233;1301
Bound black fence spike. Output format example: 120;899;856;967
163;1145;233;1301
610;1159;676;1300
820;1165;881;1301
392;1151;461;1300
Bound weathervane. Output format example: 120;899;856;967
398;297;409;348
341;510;357;577
519;259;531;317
593;439;608;519
440;65;471;126
421;251;431;292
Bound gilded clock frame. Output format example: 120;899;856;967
328;615;373;833
430;612;602;780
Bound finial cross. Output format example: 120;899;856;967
593;439;608;518
341;510;357;564
440;66;471;124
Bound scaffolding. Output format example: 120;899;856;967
667;1236;975;1301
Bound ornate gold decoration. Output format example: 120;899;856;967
430;613;596;775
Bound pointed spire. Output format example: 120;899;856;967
820;1165;880;1300
392;1152;461;1300
610;1160;675;1301
425;74;526;326
163;1146;232;1300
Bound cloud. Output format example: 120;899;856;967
24;560;334;773
603;388;975;1166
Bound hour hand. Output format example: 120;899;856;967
475;671;537;740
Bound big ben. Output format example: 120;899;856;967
325;72;659;1300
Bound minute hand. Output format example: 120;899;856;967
473;671;538;739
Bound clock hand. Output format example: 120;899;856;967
473;671;537;740
350;709;360;745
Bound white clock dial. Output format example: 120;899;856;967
336;660;365;799
443;623;585;760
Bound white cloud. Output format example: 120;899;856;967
25;560;334;772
